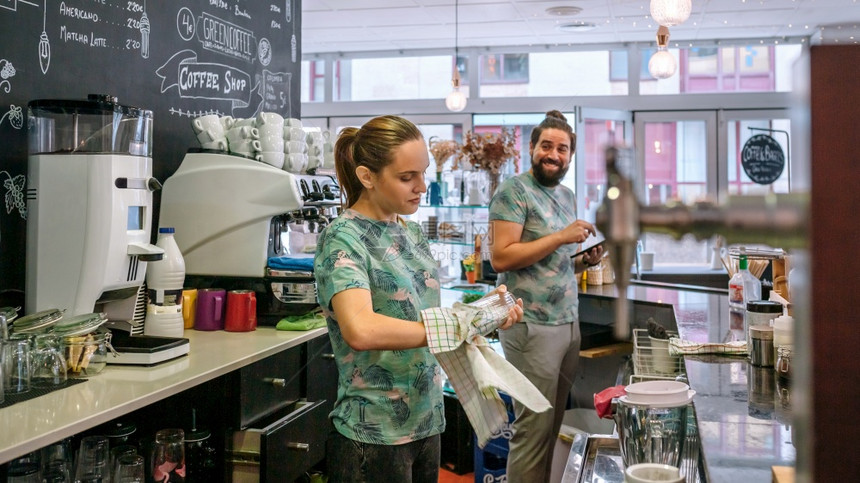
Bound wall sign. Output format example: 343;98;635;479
741;134;785;185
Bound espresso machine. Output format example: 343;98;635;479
25;95;164;328
159;150;340;324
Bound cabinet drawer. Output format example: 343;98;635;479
304;335;338;405
227;400;329;483
235;345;303;428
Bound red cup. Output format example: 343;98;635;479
224;290;257;332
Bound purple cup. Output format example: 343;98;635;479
195;288;226;331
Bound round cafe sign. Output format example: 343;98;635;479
741;134;785;185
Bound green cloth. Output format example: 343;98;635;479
276;312;327;331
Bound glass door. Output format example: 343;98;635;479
576;107;633;223
717;109;793;198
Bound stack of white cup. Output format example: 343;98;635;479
225;123;261;158
283;118;308;173
256;112;286;169
305;128;325;172
192;114;233;151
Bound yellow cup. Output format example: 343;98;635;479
182;288;198;329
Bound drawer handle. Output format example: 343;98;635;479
268;378;287;387
322;353;335;360
286;442;310;451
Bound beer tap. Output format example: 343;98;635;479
595;144;809;340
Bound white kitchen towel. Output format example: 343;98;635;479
669;337;748;355
422;305;551;448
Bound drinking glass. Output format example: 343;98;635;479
41;439;73;482
466;291;517;322
110;445;139;481
3;335;32;394
151;429;185;483
113;454;145;482
32;333;67;388
74;435;110;483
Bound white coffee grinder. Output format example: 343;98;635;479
26;94;164;326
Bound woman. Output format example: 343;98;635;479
314;115;522;482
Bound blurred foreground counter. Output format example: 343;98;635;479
568;282;795;483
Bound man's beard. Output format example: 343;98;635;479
532;157;569;187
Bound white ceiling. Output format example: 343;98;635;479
301;0;860;55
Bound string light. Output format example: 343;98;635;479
648;26;676;79
445;0;467;112
650;0;692;27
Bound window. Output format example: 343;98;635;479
301;60;325;103
480;54;528;84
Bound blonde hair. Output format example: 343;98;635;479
334;115;424;208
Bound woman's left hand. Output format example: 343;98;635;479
495;284;523;330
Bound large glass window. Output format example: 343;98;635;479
726;118;792;195
640;44;802;95
329;55;466;102
300;60;325;103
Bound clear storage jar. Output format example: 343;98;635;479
61;328;114;378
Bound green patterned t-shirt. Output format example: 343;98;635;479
314;209;445;445
489;172;580;326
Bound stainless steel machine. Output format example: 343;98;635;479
159;150;340;324
25;95;164;327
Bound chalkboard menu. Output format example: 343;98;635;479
741;134;786;185
0;0;301;296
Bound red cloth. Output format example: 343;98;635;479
594;385;627;419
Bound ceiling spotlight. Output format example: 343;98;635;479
557;21;597;32
546;6;583;17
650;0;691;27
648;26;677;79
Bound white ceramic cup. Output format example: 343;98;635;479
226;126;259;145
284;126;305;141
256;111;285;129
285;117;303;128
192;114;223;136
259;151;285;169
233;117;255;128
624;463;684;483
259;132;285;152
196;128;221;144
219;115;235;130
285;140;308;154
200;139;228;151
285;153;308;173
306;131;324;145
322;152;335;169
230;138;261;155
640;252;655;271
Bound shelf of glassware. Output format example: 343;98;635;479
413;205;490;285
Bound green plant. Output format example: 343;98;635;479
461;292;484;304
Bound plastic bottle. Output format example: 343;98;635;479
146;227;186;306
728;255;761;309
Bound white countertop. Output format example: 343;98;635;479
0;326;327;465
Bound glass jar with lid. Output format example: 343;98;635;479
11;308;64;335
60;327;116;378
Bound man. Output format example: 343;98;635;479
489;110;604;482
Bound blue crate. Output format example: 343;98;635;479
473;392;515;482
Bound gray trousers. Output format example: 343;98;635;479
499;322;581;483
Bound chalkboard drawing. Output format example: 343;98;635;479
177;7;196;42
260;70;291;115
1;171;27;219
0;59;15;93
157;50;256;114
285;0;292;22
196;13;257;63
140;11;150;59
39;0;50;74
0;105;23;130
258;38;272;67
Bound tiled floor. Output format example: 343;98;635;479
439;468;474;482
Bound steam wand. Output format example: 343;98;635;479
595;145;809;340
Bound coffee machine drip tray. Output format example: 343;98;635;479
107;331;190;366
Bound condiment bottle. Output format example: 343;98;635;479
729;254;762;310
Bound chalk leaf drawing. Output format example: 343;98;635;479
1;171;27;219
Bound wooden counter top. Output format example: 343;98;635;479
0;327;327;465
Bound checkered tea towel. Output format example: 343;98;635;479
422;305;551;448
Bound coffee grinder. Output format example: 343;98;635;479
26;95;164;327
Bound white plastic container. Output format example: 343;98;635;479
146;227;186;306
772;314;794;360
728;255;761;309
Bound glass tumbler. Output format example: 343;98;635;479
466;291;517;322
32;333;67;388
74;435;110;483
112;454;145;483
151;429;186;483
3;335;32;394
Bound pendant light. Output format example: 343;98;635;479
445;0;467;112
650;0;692;27
648;26;676;79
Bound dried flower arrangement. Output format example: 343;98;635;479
460;127;520;175
428;137;462;174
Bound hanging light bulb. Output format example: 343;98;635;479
445;0;467;112
446;70;467;112
648;26;676;79
650;0;692;27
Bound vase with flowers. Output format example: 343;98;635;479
462;253;478;284
460;128;520;200
428;137;461;206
